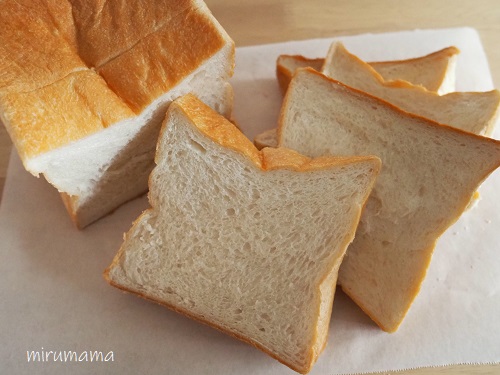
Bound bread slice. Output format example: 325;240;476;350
322;43;500;136
0;0;234;228
256;45;467;150
276;46;459;95
278;68;500;332
105;94;380;373
259;43;498;149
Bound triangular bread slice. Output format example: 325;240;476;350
105;94;380;374
278;68;500;332
322;42;500;136
276;46;459;95
0;0;234;228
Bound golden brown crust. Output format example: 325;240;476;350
0;71;135;159
0;0;233;160
96;6;228;113
325;43;500;132
174;94;264;167
276;63;294;96
0;0;85;94
69;0;195;68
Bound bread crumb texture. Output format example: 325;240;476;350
279;68;500;332
106;94;380;373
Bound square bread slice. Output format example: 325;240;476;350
0;0;234;228
276;46;459;95
105;94;380;373
278;68;500;332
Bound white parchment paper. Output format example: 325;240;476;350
1;28;499;375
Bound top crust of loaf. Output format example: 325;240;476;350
0;0;233;161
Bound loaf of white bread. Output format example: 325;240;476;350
105;94;381;374
0;0;234;228
278;67;500;332
276;46;459;95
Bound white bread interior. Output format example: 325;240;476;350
257;45;463;150
105;94;380;373
278;68;500;332
369;47;458;95
0;0;234;228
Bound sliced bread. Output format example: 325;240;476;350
260;42;500;149
257;45;470;150
276;46;459;95
105;94;380;373
0;0;234;228
278;68;500;332
322;42;500;136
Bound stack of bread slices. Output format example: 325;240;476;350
105;42;500;373
257;42;500;334
2;2;500;373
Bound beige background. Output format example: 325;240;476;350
1;1;499;374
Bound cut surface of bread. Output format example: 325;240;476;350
0;0;234;228
276;46;459;95
278;68;500;332
105;94;380;373
322;43;500;136
258;45;463;150
369;46;459;95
